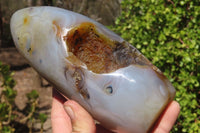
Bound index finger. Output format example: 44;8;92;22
51;88;72;133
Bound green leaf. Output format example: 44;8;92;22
38;113;47;123
26;90;39;100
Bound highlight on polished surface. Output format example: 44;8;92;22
10;6;176;133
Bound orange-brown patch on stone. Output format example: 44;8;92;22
52;20;62;37
23;16;30;25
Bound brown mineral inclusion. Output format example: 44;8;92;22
64;22;152;74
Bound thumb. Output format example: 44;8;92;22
63;100;96;133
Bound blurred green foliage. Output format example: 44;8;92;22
111;0;200;132
0;62;47;133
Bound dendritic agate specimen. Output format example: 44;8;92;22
10;7;175;133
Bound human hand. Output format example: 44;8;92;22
51;89;180;133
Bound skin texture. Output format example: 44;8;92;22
51;89;180;133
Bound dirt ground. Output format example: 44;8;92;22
0;48;53;133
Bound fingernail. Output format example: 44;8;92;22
64;105;75;120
